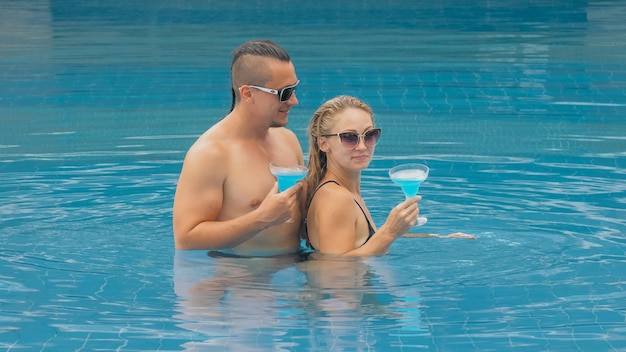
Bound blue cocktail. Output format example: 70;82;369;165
269;162;308;223
389;163;430;226
269;163;308;192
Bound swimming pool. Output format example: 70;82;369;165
2;1;625;351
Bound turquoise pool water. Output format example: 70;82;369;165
2;1;625;351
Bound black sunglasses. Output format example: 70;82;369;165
322;128;382;149
246;80;299;102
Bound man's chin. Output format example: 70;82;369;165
270;121;287;128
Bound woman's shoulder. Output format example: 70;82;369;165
314;181;353;204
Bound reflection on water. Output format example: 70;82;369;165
174;251;300;350
173;250;427;350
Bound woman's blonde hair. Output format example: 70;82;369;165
304;95;375;219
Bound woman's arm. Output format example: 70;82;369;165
401;232;476;239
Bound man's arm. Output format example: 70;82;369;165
172;140;298;250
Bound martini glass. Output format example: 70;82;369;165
269;162;308;223
388;163;430;226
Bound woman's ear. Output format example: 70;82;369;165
318;136;330;152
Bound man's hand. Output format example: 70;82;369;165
257;181;302;226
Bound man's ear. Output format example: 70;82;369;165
239;85;253;101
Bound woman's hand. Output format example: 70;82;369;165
383;196;420;237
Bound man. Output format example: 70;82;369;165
173;39;304;255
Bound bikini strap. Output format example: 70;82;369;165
304;180;340;249
354;200;376;238
305;180;340;214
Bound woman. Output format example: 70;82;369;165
303;96;473;256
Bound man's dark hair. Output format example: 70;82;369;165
229;40;291;111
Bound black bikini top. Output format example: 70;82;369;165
304;180;376;250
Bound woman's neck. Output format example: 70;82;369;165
324;167;361;194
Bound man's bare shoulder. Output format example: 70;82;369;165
270;126;298;141
269;127;303;156
184;127;229;165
